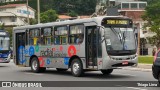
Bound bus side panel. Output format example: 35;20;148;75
24;43;86;69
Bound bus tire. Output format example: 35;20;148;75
158;73;160;84
101;69;113;75
71;59;84;77
56;68;68;71
31;57;41;73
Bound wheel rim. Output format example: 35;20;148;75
73;62;80;75
32;60;38;70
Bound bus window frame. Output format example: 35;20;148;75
69;24;84;45
41;27;53;45
29;28;40;45
54;25;68;45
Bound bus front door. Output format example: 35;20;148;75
86;26;97;67
15;32;25;65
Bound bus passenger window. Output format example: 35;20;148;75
69;25;84;44
41;27;52;45
29;29;40;45
54;26;68;45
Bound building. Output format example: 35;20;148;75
117;1;155;55
0;0;25;3
57;15;90;22
0;4;35;27
96;0;153;55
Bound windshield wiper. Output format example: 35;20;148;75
109;26;123;44
122;28;128;50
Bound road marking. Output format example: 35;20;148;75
115;85;147;90
25;73;44;76
126;87;147;90
114;73;136;77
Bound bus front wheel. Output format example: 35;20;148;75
101;69;113;75
31;57;46;73
71;59;84;77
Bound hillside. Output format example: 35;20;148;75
0;0;97;15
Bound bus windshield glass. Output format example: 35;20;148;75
0;37;10;50
104;27;136;55
101;18;136;55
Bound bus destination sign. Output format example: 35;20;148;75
106;20;128;25
101;18;132;27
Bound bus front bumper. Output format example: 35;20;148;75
0;58;10;63
101;55;138;69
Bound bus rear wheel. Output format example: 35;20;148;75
101;69;113;75
31;57;46;73
71;59;84;77
56;68;68;71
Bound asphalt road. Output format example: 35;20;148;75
0;61;159;90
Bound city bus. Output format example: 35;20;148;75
0;30;11;63
13;16;138;77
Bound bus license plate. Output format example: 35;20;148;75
122;61;128;65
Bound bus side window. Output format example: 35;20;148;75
25;30;28;45
54;26;68;45
69;25;84;44
41;27;52;45
29;29;40;45
29;30;33;45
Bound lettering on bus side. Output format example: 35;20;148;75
40;48;67;57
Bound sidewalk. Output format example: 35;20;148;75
122;64;152;72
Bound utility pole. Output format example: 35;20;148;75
27;0;30;24
37;0;40;23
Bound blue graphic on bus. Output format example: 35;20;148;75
29;46;34;56
124;45;127;50
64;57;69;65
46;59;51;65
18;46;26;64
0;48;2;50
25;49;28;54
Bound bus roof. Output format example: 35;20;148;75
13;16;130;30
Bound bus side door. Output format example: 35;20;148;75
86;26;98;67
15;32;26;65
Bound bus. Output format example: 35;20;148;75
0;30;11;63
13;16;138;77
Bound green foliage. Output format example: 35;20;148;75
138;56;153;64
142;1;160;48
0;23;5;29
0;0;97;15
30;18;37;25
68;10;78;17
40;9;58;23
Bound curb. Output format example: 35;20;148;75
122;67;152;72
122;63;152;72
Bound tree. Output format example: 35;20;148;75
142;1;160;48
40;9;58;23
0;23;5;30
68;10;78;17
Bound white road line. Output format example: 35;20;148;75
115;85;147;90
126;87;147;90
114;73;136;77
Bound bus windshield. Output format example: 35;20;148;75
104;27;136;55
0;37;10;50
